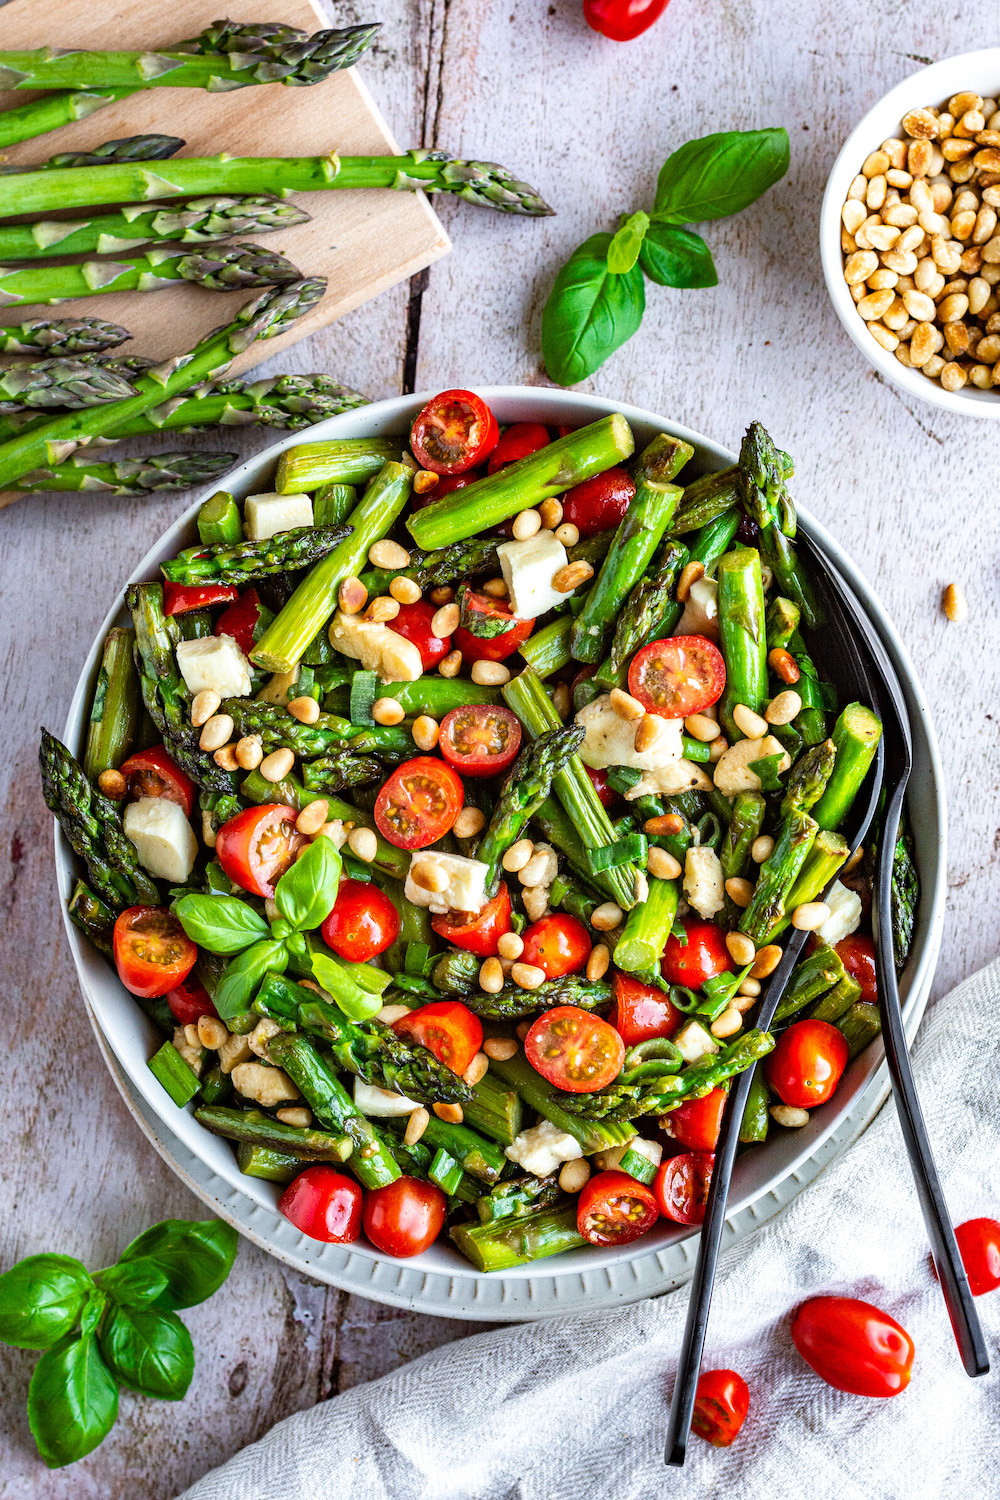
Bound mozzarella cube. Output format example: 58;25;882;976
576;693;684;772
505;1118;583;1178
496;529;567;619
354;1078;418;1117
627;759;715;799
243;492;313;541
176;633;252;700
674;576;720;641
674;1020;720;1064
817;880;863;947
329;610;422;683
404;850;490;916
683;845;725;920
594;1137;663;1173
712;735;791;796
124;796;198;883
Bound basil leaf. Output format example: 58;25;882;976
0;1254;93;1350
99;1306;194;1401
114;1219;239;1312
79;1289;107;1340
652;128;789;224
541;232;646;386
639;225;718;288
274;835;341;932
214;939;288;1021
306;950;384;1023
27;1331;118;1469
95;1261;170;1309
171;893;269;955
606;211;650;274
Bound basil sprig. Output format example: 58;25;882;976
542;128;789;385
0;1219;237;1468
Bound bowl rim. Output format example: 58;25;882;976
56;385;947;1316
820;46;1000;420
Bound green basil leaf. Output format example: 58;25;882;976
652;127;790;224
606;211;650;274
79;1290;107;1340
99;1306;194;1401
95;1261;170;1309
27;1331;118;1468
305;950;383;1023
638;224;718;288
274;835;341;932
541;232;646;386
114;1219;239;1312
214;939;288;1021
0;1254;93;1350
171;893;270;955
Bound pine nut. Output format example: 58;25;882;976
483;1036;518;1061
375;1003;411;1025
214;744;239;771
431;602;460;638
429;586;455;605
411;859;450;894
726;932;756;965
512;508;542;541
390;575;422;605
368;538;411;570
738;976;761;998
197;1015;228;1049
644;813;685;837
338;576;367;614
708;736;728;762
481;578;508;598
750;944;782;978
479;956;505;993
634;714;661;753
765;690;803;726
412;470;439;496
591;901;623;931
191;689;222;727
502;839;535;873
434;1102;464;1123
497;932;524;961
288;695;320;724
296;799;329;836
511;962;546;990
792;901;831;931
372;697;405;726
842;844;865;875
364;596;400;623
515;1019;533;1041
676;560;705;603
463;1052;490;1088
520;849;554;887
259;747;294;783
453;806;486;839
410;714;439;751
438;649;463;678
610;687;645;720
586;943;610;980
633;870;649;904
559;1158;591;1194
554;522;580;547
733;704;768;739
647;847;682;880
347;826;378;862
183;1023;201;1049
276;1106;313;1128
471;660;511;686
552;560;593;593
770;1105;810;1128
725;876;754;908
684;712;720;741
404;1106;430;1144
711;1008;743;1039
235;736;263;771
552;681;571;720
943;582;968;621
97;769;126;799
539;497;563;529
202;812;217;849
751;834;775;864
199;713;235;752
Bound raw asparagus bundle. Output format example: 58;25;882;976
475;724;585;893
14;450;237;496
0;317;130;354
0;134;184;174
0;242;301;307
0;359;137;413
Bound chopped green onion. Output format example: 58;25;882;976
349;669;378;725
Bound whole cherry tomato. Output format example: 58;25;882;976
661;918;733;989
791;1296;915;1397
215;804;304;898
520;913;591;979
410;390;498;475
374;757;463;850
320;878;400;963
452;590;535;664
629;636;726;718
765;1019;849;1109
388;599;452;670
113;907;197;999
692;1369;750;1448
120;745;195;818
162;581;238;616
584;764;617;809
583;0;671;42
431;883;512;957
577;1170;659;1247
525;1006;624;1093
279;1166;363;1244
165;978;217;1027
214;587;266;657
393;1000;483;1077
653;1152;714;1225
561;467;635;537
835;933;878;1004
954;1218;1000;1296
363;1176;447;1257
663;1088;727;1153
439;705;522;778
486;422;549;474
611;971;681;1044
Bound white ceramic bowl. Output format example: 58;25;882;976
58;387;946;1318
820;48;1000;419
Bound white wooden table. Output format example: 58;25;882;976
2;1;998;1492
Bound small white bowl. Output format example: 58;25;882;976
821;48;1000;419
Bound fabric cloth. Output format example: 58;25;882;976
178;960;1000;1500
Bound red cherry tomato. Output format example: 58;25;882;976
278;1166;363;1244
954;1218;1000;1296
410;389;499;475
584;764;617;808
629;635;726;719
765;1019;849;1109
374;757;463;850
692;1369;750;1448
561;468;636;537
550;424;577;439
791;1296;915;1397
363;1176;447;1257
486;421;550;475
431;883;512;956
214;587;265;657
663;1088;727;1153
165;978;217;1027
452;590;535;664
113;907;197;1000
393;1000;483;1077
439;705;522;778
215;804;305;899
577;1169;659;1247
524;1006;625;1093
387;598;452;670
162;581;239;616
119;744;195;818
320;878;400;963
611;971;681;1045
835;933;878;1005
653;1152;714;1225
520;913;591;979
433;469;484;498
661;918;733;989
583;0;670;41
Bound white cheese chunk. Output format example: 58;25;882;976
674;1020;720;1064
329;609;422;683
176;633;252;700
673;576;720;641
576;693;684;772
712;735;791;795
404;850;490;916
124;796;198;883
243;491;314;541
505;1118;583;1178
593;1137;663;1173
683;845;725;920
354;1078;419;1117
817;880;863;947
626;758;715;799
496;529;567;619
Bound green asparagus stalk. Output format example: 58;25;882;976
613;876;679;974
766;595;799;651
1;135;186;177
837;1001;882;1058
739;1071;770;1143
718;789;765;927
891;819;919;968
236;1143;300;1183
807;972;861;1024
161;524;349;586
559;1030;775;1119
0;359;137;413
0;242;300;307
517;617;574;679
533;796;623;905
780;740;836;819
67;879;116;955
462;977;613;1020
488;1051;637;1153
302;754;388;791
15;450;236;496
717;546;768;741
739;812;818;945
83;626;142;779
196;491;242;546
314;484;357;527
194;1105;353;1161
450;1205;585;1272
770;829;850;939
223;701;412;761
476;725;585;893
668;466;741;534
738;421;790;534
0;90;128;151
463;1072;524;1147
593;541;688;693
812;703;883;832
273;438;401;493
358;535;501;595
475;1174;562;1225
0;317;130;355
391;1112;507;1185
773;943;846;1022
786;629;827;745
375;677;499;719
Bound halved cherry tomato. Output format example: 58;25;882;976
279;1166;362;1244
439;705;522;779
162;581;239;616
663;1088;727;1153
611;971;681;1044
561;468;636;537
629;636;726;719
791;1296;914;1397
835;933;878;1005
214;587;265;657
320;878;400;963
363;1176;447;1257
653;1152;714;1225
584;764;617;809
374;757;463;850
388;599;451;670
550;424;577;439
452;590;535;664
113;907;197;999
393;1000;483;1077
165;978;217;1027
520;913;591;979
486;421;549;474
954;1218;1000;1296
410;389;499;475
765;1019;849;1109
577;1169;659;1247
120;745;195;818
215;804;305;898
583;0;670;40
692;1369;750;1448
661;917;733;989
524;1006;625;1093
431;883;512;956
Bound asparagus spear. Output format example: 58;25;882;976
476;1174;562;1225
450;1205;585;1272
461;976;613;1020
83;627;141;779
668;466;741;534
375;677;498;719
236;1143;299;1182
766;595;800;651
161;524;350;586
807;972;861;1024
717;546;768;741
533;795;624;906
592;541;688;693
463;1072;524;1147
739;422;822;629
812;703;882;832
273;438;401;493
518;617;574;679
488;1051;637;1153
0;90;127;151
475;725;585;894
15;450;236;496
194;1105;354;1162
891;819;919;968
717;790;765;927
837;1001;882;1058
558;1030;775;1119
358;535;501;595
767;829;850;942
773;943;846;1022
739;812;818;945
67;879;116;955
0;135;184;176
739;1071;770;1144
0;317;129;355
0;358;137;414
780;740;836;819
614;876;679;974
0;242;300;307
786;629;827;745
222;701;411;762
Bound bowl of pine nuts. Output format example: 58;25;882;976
821;49;1000;415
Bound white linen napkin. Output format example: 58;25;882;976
177;960;1000;1500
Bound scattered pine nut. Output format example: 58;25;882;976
644;813;684;837
347;825;378;863
411;714;439;751
197;1015;228;1050
511;962;546;990
429;585;455;605
539;497;563;529
634;871;649;904
512;508;542;541
750;943;783;979
97;769;126;799
411;858;449;893
404;1106;430;1144
791;901;832;931
771;1104;810;1128
676;560;705;603
725;876;754;908
434;1102;464;1124
235;735;263;771
587;943;611;980
684;712;719;742
259;747;294;783
708;736;728;762
552;560;593;593
733;703;768;739
497;932;524;960
454;805;486;839
483;1036;518;1061
554;522;580;548
199;713;235;752
710;1008;743;1039
481;577;509;599
514;1019;533;1041
276;1107;313;1128
552;681;571;720
559;1158;591;1194
610;687;644;720
296;799;329;836
479;956;505;993
412;470;439;496
634;714;661;753
726;931;756;966
375;1003;411;1025
213;744;239;771
368;538;411;570
463;1052;490;1088
338;576;367;614
502;839;535;872
438;649;463;678
191;689;221;727
591;901;624;931
364;596;400;623
943;582;968;621
390;575;422;605
647;847;682;880
373;696;406;725
431;602;460;637
288;695;320;724
765;690;803;726
471;659;511;686
751;835;775;864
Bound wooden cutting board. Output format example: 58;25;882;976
0;0;450;370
